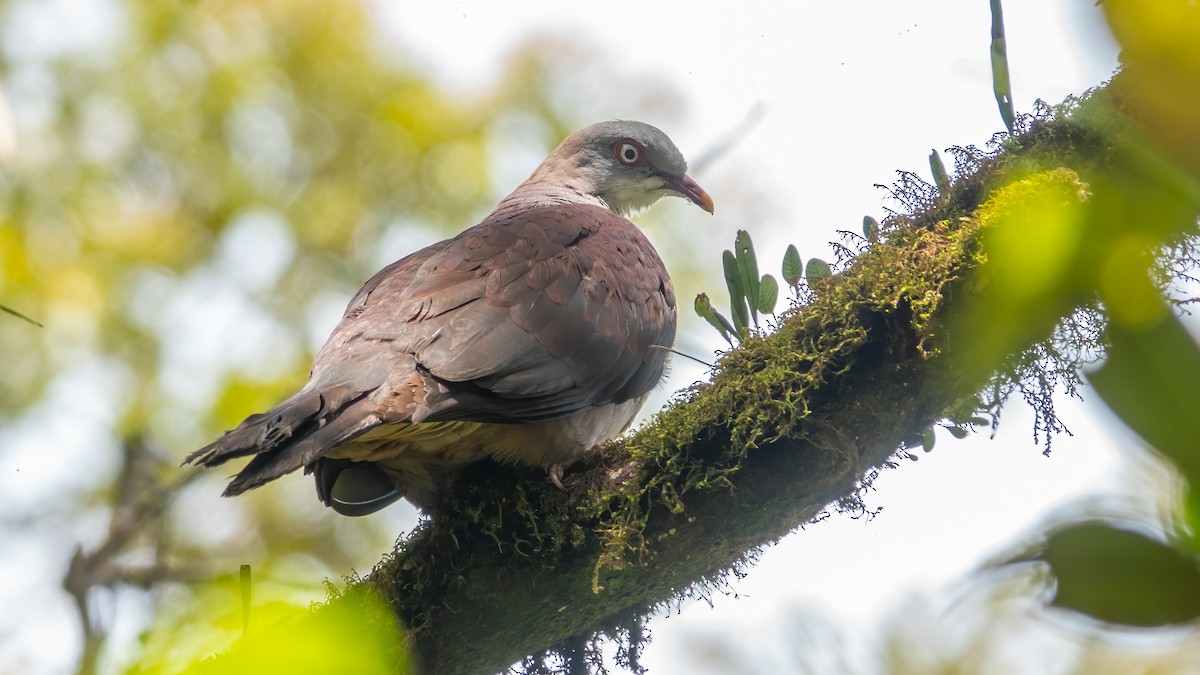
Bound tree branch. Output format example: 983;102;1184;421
380;208;983;675
205;77;1158;675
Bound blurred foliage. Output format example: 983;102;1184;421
955;0;1200;634
127;572;405;675
0;0;700;671
1037;521;1200;627
4;0;1196;670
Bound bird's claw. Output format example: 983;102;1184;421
548;464;566;490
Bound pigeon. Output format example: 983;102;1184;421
186;120;714;515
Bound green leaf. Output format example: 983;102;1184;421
805;258;831;283
694;293;733;344
1088;311;1200;486
756;274;778;315
929;149;950;193
781;244;803;288
722;249;748;335
734;230;761;328
989;0;1017;134
1041;523;1200;627
944;425;969;439
921;426;936;452
712;309;738;342
862;215;880;241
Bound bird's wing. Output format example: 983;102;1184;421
323;201;677;422
186;202;676;493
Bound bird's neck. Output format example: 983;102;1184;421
489;174;611;220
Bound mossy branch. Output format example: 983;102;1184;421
372;203;987;675
204;73;1176;675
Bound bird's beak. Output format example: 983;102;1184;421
664;173;715;214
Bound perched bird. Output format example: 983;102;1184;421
185;120;714;516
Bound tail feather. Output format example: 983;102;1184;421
222;396;381;495
184;384;381;496
184;393;324;467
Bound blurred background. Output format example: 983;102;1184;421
2;0;1196;673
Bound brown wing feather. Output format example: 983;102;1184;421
332;202;676;418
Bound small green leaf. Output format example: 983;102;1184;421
862;215;880;241
929;149;950;193
713;309;738;341
1042;523;1200;627
756;274;778;315
694;293;732;343
781;244;802;288
921;426;935;452
966;416;991;426
722;249;748;335
944;425;969;439
989;0;1017;134
734;230;761;328
805;258;831;283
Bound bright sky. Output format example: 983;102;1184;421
1;1;1147;673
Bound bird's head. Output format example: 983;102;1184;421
533;120;715;217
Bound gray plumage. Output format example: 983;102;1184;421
185;120;714;515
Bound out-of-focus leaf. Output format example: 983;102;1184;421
756;274;778;315
1088;310;1200;485
1041;522;1200;627
781;244;803;288
722;249;748;335
127;568;406;675
805;258;831;283
734;230;761;327
954;169;1090;380
921;426;935;452
929;149;950;194
171;589;405;675
989;0;1017;134
1103;0;1200;178
862;215;880;242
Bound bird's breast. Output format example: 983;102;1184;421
329;395;648;469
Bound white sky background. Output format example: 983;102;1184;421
1;0;1173;673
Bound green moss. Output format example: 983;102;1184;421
582;210;986;582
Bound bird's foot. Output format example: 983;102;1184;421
548;463;567;490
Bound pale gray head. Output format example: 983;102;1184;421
524;120;715;217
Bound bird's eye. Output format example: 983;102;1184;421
614;142;640;165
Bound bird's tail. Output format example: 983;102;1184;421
184;384;380;496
